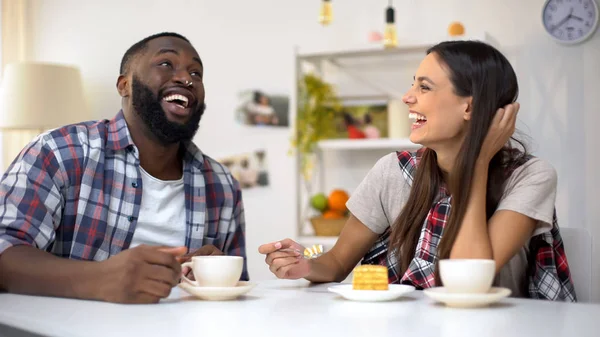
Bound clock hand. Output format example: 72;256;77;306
570;15;584;21
551;15;571;31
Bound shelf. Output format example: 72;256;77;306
297;33;490;63
297;236;339;247
298;44;431;63
317;138;422;151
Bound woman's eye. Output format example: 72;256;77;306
420;85;430;91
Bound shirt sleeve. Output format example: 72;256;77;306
496;158;557;236
0;135;66;256
346;152;410;235
224;178;249;281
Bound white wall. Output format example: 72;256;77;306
26;0;600;300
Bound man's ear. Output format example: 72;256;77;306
463;96;473;121
116;75;130;97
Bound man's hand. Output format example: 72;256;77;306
96;245;186;304
179;245;224;280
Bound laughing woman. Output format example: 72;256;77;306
259;40;576;301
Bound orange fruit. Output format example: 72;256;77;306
322;210;344;219
448;22;465;36
328;189;349;213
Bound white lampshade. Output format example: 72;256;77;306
0;62;88;130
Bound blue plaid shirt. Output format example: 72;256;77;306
0;111;248;280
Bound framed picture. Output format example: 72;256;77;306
218;149;269;189
236;90;289;127
327;99;389;139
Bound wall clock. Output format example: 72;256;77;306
542;0;599;44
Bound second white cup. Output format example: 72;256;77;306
438;259;496;294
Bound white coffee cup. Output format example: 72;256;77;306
438;259;496;294
181;256;243;287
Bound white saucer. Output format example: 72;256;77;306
423;287;511;308
178;281;256;301
328;284;416;302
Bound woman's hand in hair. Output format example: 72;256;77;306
479;102;520;164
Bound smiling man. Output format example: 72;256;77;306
0;32;248;304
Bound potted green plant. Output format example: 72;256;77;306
291;73;341;182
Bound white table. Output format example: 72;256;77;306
0;279;598;337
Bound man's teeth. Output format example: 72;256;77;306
163;94;189;108
408;112;427;121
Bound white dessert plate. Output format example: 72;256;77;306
328;284;415;302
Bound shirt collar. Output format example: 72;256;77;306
106;110;204;169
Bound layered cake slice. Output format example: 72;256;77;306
352;265;389;290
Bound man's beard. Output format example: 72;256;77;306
131;76;205;145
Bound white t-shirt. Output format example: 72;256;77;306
346;152;558;297
129;167;186;248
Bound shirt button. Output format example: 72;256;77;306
131;182;138;188
128;216;136;222
126;145;134;152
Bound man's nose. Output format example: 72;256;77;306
172;69;193;86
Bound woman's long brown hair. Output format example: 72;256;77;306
388;41;528;285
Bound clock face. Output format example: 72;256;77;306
542;0;599;44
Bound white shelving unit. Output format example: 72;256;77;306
293;34;490;248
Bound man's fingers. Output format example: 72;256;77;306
158;246;187;256
130;293;161;304
195;245;223;256
138;279;173;299
142;250;182;275
144;264;180;287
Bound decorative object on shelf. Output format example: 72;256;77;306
236;90;289;127
383;0;398;48
542;0;598;45
310;216;347;236
319;0;333;26
342;112;367;139
323;99;389;140
387;99;411;139
368;31;383;43
308;189;349;236
363;113;381;139
292;74;341;182
447;22;466;37
217;149;269;189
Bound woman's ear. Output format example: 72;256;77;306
463;97;473;121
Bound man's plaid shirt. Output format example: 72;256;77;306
0;111;248;280
362;150;576;301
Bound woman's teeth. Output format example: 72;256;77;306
408;112;427;122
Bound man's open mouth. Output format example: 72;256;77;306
162;94;189;109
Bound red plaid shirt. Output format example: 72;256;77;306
362;149;576;301
0;111;248;280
